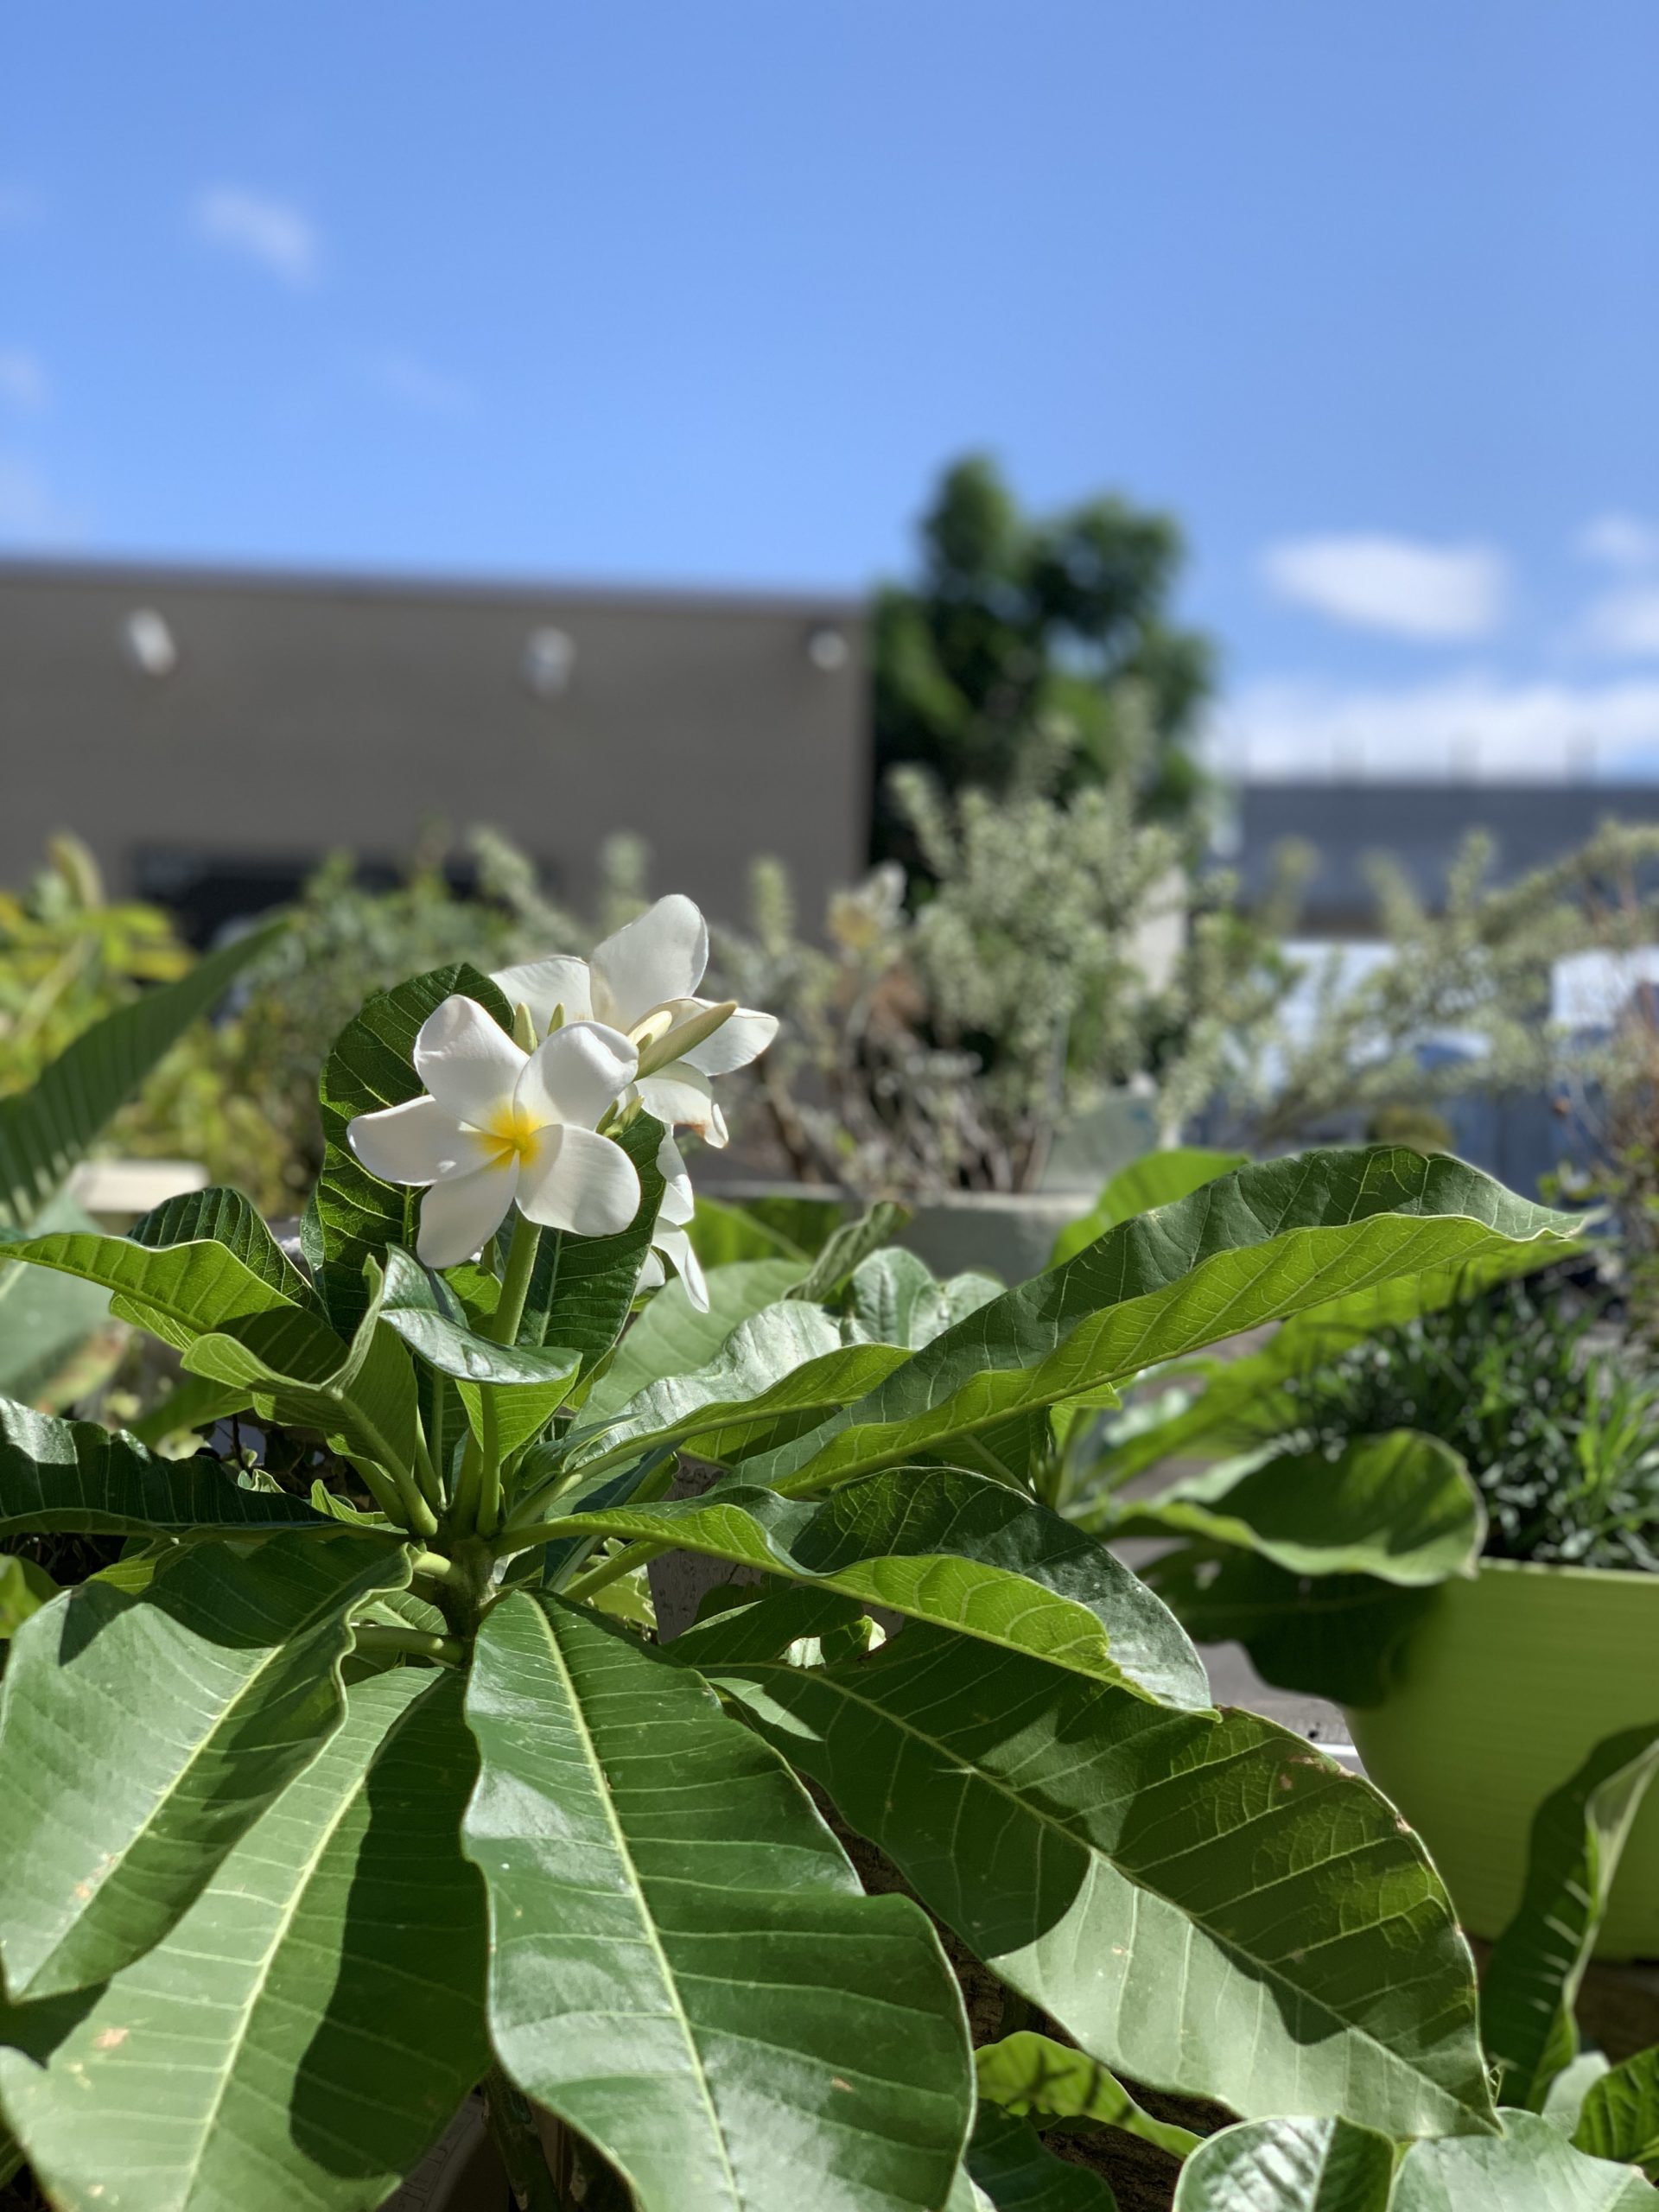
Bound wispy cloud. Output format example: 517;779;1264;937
192;186;317;287
1213;671;1659;781
1576;512;1659;572
0;347;47;411
1579;586;1659;659
0;452;86;545
1261;533;1508;641
366;351;474;417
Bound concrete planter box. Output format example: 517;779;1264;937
1345;1558;1659;1960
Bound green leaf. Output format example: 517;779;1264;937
1122;1432;1484;1586
785;1200;912;1304
1170;2116;1394;2210
517;1110;669;1363
1548;2052;1615;2138
0;1529;409;1999
0;1550;56;1637
965;2106;1119;2212
130;1182;318;1305
126;1369;256;1447
0;920;284;1230
0;1198;313;1355
747;1148;1582;1496
712;1626;1497;2140
1576;2049;1659;2177
0;1669;487;2212
567;1303;913;1476
1051;1147;1250;1270
1482;1721;1659;2111
670;1584;870;1669
585;1257;810;1421
0;1191;114;1402
538;1466;1211;1707
182;1288;421;1497
377;1245;580;1456
0;1396;338;1536
461;1592;973;2212
308;962;515;1333
1395;2109;1659;2209
1143;1547;1436;1708
976;2031;1200;2158
843;1247;1003;1350
688;1193;810;1267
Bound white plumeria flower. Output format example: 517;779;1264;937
637;1134;709;1310
493;893;777;1148
347;995;641;1268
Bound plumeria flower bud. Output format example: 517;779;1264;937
347;995;640;1268
637;1134;709;1310
493;894;777;1148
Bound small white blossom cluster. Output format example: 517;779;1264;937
347;895;775;1308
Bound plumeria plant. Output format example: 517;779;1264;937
0;895;1640;2212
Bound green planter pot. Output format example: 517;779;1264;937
1345;1559;1659;1960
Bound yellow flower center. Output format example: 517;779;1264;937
478;1103;543;1173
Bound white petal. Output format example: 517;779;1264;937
413;995;524;1127
637;1249;666;1291
679;1005;779;1077
416;1163;517;1268
656;1133;695;1225
347;1096;482;1186
515;1021;638;1131
490;956;594;1033
654;1225;709;1312
517;1124;642;1236
636;1062;727;1144
589;895;709;1027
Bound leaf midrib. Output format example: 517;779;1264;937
531;1601;743;2211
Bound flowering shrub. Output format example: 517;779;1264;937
0;899;1635;2212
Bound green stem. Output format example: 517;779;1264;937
451;1434;484;1536
561;1535;667;1602
410;1414;444;1516
352;1459;415;1528
489;1212;543;1348
383;1459;441;1540
409;1549;468;1589
476;1390;504;1539
482;2064;564;2211
429;1383;448;1503
499;1447;679;1555
349;1624;464;1666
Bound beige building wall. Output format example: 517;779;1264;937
0;560;868;930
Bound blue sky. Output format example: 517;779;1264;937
6;2;1659;778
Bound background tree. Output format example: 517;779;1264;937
871;454;1214;859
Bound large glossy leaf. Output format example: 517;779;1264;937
1577;2050;1659;2177
0;1188;114;1400
1482;1720;1659;2111
0;920;283;1230
585;1258;808;1421
1143;1547;1434;1708
131;1182;318;1302
0;1669;486;2212
965;2107;1118;2212
0;1396;337;1536
1395;2109;1659;2209
842;1248;1003;1350
566;1303;912;1476
308;963;515;1333
1119;1432;1484;1586
529;1466;1210;1707
182;1292;421;1496
976;2031;1200;2158
1171;2116;1393;2210
461;1592;973;2212
516;1110;669;1363
1051;1147;1250;1270
785;1200;911;1304
0;1198;312;1354
377;1245;580;1456
712;1624;1497;2140
746;1149;1581;1497
0;1530;408;1999
0;1552;56;1637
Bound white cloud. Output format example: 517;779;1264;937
192;186;317;286
1575;512;1659;571
1579;584;1659;659
1212;671;1659;781
367;351;474;416
0;452;86;544
0;348;47;410
1261;534;1508;640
